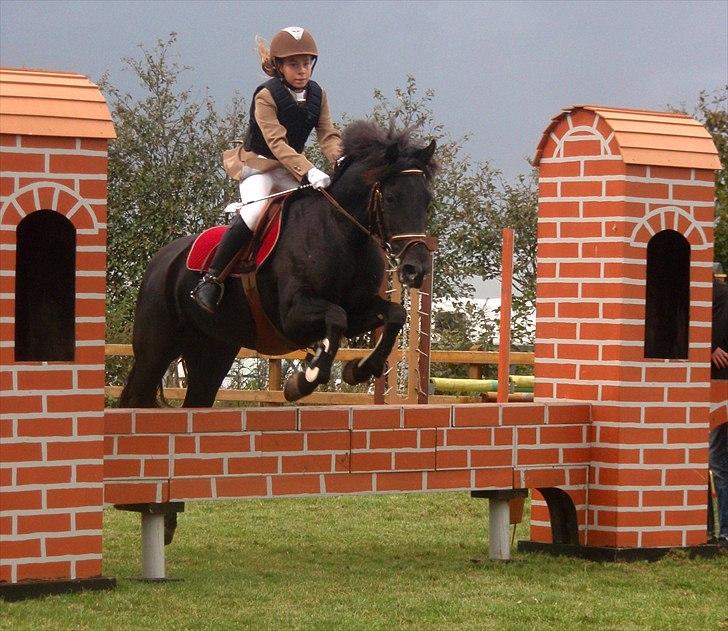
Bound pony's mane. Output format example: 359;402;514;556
340;119;438;182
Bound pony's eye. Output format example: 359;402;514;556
383;192;397;205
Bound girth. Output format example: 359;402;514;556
240;272;298;357
241;200;299;356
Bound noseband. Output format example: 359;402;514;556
319;168;435;264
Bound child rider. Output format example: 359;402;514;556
191;26;342;313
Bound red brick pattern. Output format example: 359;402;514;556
103;405;590;521
534;107;716;547
3;103;721;589
1;132;109;584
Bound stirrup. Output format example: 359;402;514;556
191;273;225;313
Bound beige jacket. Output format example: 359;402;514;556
224;86;342;182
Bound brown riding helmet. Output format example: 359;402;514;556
269;27;318;60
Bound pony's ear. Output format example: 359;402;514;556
385;143;399;164
415;139;436;165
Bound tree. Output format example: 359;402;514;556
308;75;538;312
304;77;539;381
101;33;247;342
671;86;727;267
366;77;538;348
695;87;728;268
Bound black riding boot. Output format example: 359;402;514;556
191;215;253;313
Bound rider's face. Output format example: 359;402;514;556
279;55;313;90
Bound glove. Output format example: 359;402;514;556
307;167;330;190
223;202;243;217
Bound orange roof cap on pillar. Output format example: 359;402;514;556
0;67;115;139
533;104;720;170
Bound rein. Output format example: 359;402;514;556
318;168;433;263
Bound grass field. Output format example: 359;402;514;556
2;493;727;630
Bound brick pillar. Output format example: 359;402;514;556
1;134;113;592
533;106;717;548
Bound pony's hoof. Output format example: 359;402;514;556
343;359;382;385
343;359;366;385
284;371;318;402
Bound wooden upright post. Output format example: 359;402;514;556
498;228;514;403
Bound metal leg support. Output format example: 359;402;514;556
471;489;528;561
114;502;185;582
488;498;511;560
141;512;166;580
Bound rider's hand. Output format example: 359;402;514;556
712;346;728;369
307;167;330;190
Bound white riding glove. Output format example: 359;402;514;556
307;167;331;190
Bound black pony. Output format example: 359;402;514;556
119;120;437;407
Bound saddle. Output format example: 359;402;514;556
186;195;298;356
186;197;286;275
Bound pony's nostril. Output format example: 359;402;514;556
399;264;423;287
401;264;416;279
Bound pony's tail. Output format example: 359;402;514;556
256;36;277;77
118;363;135;407
157;380;171;408
118;361;165;408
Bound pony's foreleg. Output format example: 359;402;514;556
282;300;347;402
342;298;407;385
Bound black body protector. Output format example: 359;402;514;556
244;77;323;157
192;78;323;315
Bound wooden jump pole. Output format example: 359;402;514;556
490;228;515;559
497;228;514;403
416;268;433;404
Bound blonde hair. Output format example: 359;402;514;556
255;36;277;77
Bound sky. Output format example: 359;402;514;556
1;0;726;297
2;0;726;182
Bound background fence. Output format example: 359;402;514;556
105;344;535;405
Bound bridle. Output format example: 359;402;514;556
319;168;435;264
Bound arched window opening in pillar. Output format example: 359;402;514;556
644;229;690;360
15;210;76;361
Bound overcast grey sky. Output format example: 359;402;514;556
2;0;726;181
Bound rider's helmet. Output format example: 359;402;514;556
270;27;318;61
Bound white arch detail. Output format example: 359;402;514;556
0;181;101;234
551;114;612;160
629;206;707;248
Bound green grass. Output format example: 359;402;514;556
3;493;727;630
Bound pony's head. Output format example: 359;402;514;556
339;120;438;288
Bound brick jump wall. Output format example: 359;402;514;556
3;97;719;595
533;107;716;548
103;403;590;541
1;134;109;584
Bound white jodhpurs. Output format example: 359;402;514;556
224;167;299;230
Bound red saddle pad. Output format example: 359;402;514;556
186;208;283;273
